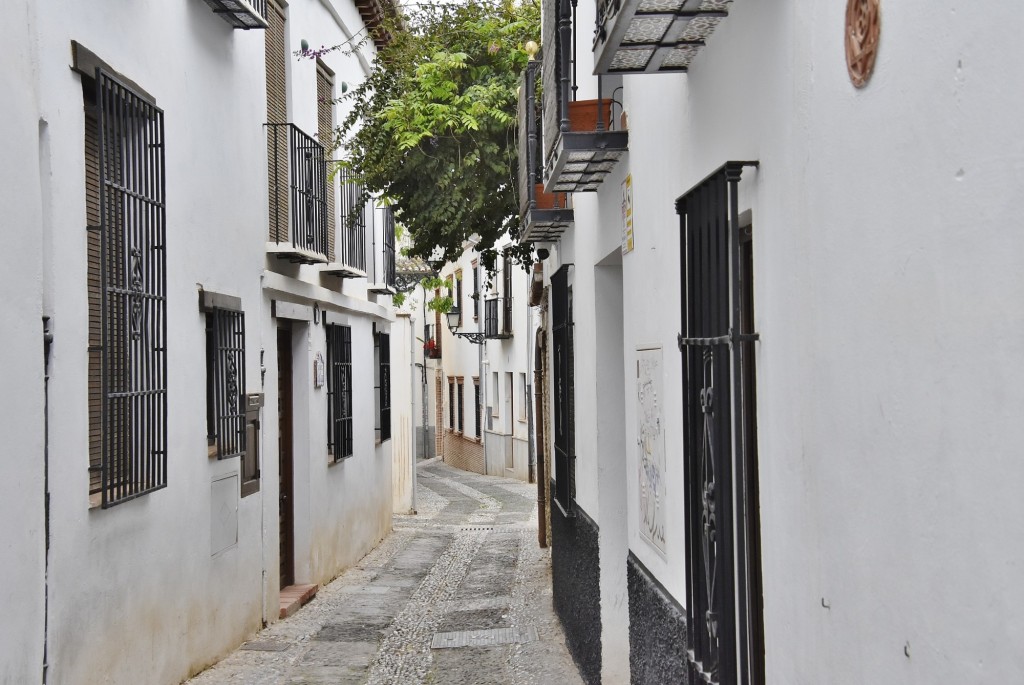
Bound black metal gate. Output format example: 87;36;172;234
551;265;574;512
677;162;759;684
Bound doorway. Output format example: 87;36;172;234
277;326;294;589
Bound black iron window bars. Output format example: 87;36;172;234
369;206;397;293
518;59;573;243
677;161;759;685
448;378;456;430
457;380;465;433
326;324;353;461
540;0;628;193
551;265;575;513
338;169;367;271
377;332;391;442
474;380;482;439
266;123;329;263
484;297;513;339
205;304;247;461
90;69;168;508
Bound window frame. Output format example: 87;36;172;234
326;323;353;462
375;331;391;442
457;377;465;433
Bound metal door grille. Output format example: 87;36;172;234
326;324;353;461
551;265;574;512
207;308;247;460
677;161;759;685
95;69;167;507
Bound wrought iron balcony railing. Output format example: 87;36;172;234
369;206;397;294
541;0;628;193
324;169;368;277
593;0;732;75
484;297;513;339
266;123;329;264
201;0;268;30
519;59;574;243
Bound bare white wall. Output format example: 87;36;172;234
0;1;46;681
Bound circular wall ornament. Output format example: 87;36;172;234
845;0;881;88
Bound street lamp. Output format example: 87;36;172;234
445;305;486;345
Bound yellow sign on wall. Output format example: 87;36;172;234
622;173;634;254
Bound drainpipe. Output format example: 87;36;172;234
409;318;417;514
526;303;535;484
42;317;52;683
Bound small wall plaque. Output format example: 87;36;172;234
845;0;881;88
314;352;325;388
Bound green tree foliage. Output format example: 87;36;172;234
334;0;538;276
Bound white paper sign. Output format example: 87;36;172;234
314;352;325;388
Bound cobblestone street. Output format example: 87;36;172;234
187;460;583;685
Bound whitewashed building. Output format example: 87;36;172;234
430;237;535;481
522;0;1024;683
0;0;398;682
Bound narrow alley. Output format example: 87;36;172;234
187;460;583;685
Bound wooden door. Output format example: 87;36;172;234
277;327;294;588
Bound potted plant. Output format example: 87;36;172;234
568;98;614;132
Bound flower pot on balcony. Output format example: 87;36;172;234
534;183;568;210
568;98;614;133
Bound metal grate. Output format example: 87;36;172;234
382;207;396;288
339;169;366;271
551;265;574;512
484;297;513;339
207;308;246;460
448;378;455;429
326;324;353;461
377;332;391;441
677;161;759;685
94;68;167;507
266;123;328;261
475;381;482;439
457;381;464;433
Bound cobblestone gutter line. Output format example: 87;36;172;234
365;528;488;684
421;468;502;523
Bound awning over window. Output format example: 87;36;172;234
593;0;732;75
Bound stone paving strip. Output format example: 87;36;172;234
186;462;582;685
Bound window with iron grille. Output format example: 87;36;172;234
85;68;167;508
376;332;391;441
474;378;481;438
316;60;336;262
457;379;465;433
503;253;513;333
456;271;464;327
448;377;455;430
326;324;353;461
472;262;480;319
205;306;246;461
551;265;574;512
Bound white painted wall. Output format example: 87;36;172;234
0;1;46;681
557;0;1024;681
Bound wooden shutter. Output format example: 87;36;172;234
316;61;336;260
265;0;288;241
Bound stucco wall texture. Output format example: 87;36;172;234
551;497;602;685
627;553;688;685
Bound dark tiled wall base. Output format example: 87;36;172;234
551;491;602;685
627;551;688;685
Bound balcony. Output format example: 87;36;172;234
201;0;268;30
323;170;368;278
593;0;732;75
368;206;397;294
484;297;513;339
519;60;574;243
423;324;442;360
541;0;628;193
266;123;329;264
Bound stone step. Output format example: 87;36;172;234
279;583;318;619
